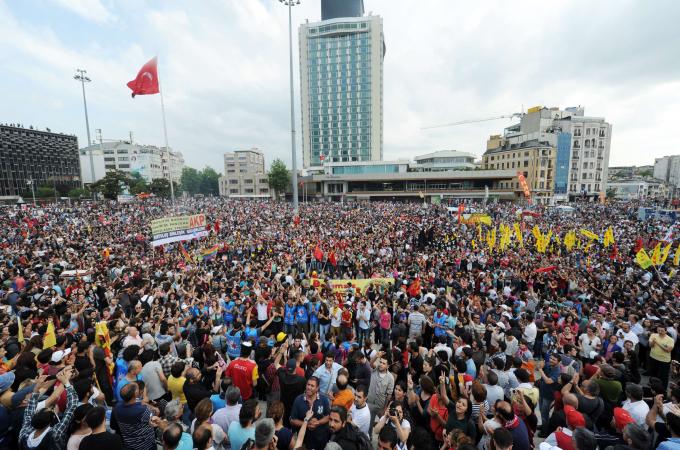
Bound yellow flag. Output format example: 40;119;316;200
564;231;576;252
43;320;56;349
580;229;599;241
514;223;523;247
487;227;497;252
636;249;653;269
17;319;22;343
660;243;672;265
674;245;680;266
477;225;482;242
650;243;662;266
603;227;615;248
471;239;477;249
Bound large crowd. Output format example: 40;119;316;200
0;198;678;450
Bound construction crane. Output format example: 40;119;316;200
421;112;524;130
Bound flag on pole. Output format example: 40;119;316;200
313;245;324;261
328;251;337;267
579;229;599;241
407;279;421;298
43;320;57;349
179;243;193;264
127;57;160;97
635;249;653;270
95;321;112;357
674;245;680;266
660;243;672;265
603;226;615;248
200;245;219;261
650;242;662;266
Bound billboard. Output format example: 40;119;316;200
150;214;208;246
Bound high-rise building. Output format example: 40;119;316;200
299;13;386;168
218;148;272;198
79;141;184;184
483;106;612;203
321;0;364;21
653;155;680;190
0;124;80;197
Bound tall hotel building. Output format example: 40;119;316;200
299;0;385;167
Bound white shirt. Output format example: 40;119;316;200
579;334;601;358
256;302;268;321
523;322;537;343
349;403;371;437
622;399;650;426
617;329;639;346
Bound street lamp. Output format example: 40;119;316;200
278;0;300;213
26;179;36;206
74;69;96;187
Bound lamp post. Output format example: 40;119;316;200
26;179;36;206
74;69;96;187
278;0;300;214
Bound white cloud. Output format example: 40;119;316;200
52;0;115;24
1;0;680;172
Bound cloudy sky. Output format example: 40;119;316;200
1;0;679;173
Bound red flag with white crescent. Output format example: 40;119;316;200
127;57;160;98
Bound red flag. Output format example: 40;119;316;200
457;204;464;224
293;215;301;227
214;220;220;233
328;251;337;267
407;279;421;297
313;245;323;261
534;266;557;273
634;238;643;253
610;244;618;260
127;57;160;98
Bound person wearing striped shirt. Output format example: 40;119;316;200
111;382;157;450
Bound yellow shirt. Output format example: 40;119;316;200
168;375;187;404
650;333;674;363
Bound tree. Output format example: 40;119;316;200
199;167;220;196
128;172;149;195
149;178;171;198
638;169;652;178
180;167;201;195
35;186;56;198
67;188;90;199
92;170;129;200
267;159;291;200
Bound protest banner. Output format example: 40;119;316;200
321;278;395;296
150;214;208;246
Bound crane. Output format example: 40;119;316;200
421;112;523;130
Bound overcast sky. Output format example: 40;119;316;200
1;0;679;173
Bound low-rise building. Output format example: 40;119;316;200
79;141;184;184
411;150;476;171
218;148;272;198
607;179;670;201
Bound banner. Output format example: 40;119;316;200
323;278;395;295
517;172;532;203
150;214;208;246
462;213;492;226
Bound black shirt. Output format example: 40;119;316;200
183;381;211;412
79;431;124;450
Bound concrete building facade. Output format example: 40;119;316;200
484;106;612;203
79;141;184;185
0;124;80;197
299;14;385;167
412;150;476;172
218;148;272;198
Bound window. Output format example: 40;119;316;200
245;189;254;193
118;164;130;169
229;179;238;184
586;128;591;135
229;189;238;194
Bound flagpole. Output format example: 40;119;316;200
158;70;176;206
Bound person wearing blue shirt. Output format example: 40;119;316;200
284;300;296;336
296;302;309;334
537;354;561;438
226;324;243;360
115;360;143;402
433;310;448;338
312;352;343;397
308;300;320;335
289;377;331;450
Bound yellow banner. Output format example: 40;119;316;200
323;278;395;295
636;249;653;269
580;229;599;241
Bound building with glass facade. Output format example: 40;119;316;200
299;14;385;168
321;0;364;21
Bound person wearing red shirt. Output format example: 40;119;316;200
226;341;258;400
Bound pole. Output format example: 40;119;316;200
158;70;176;205
288;1;299;214
28;180;36;206
74;69;95;187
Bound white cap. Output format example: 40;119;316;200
51;348;72;363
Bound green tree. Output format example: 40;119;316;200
67;188;90;198
606;188;617;200
199;166;220;196
128;172;149;195
92;170;129;200
149;178;171;197
180;167;201;195
267;159;291;200
35;186;56;198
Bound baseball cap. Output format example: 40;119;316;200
613;407;635;432
564;405;586;428
286;359;297;373
51;348;72;363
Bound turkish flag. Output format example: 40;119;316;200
328;251;337;267
407;279;421;297
127;57;160;98
313;245;323;261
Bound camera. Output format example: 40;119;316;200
389;407;397;417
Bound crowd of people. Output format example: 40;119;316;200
0;197;678;450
